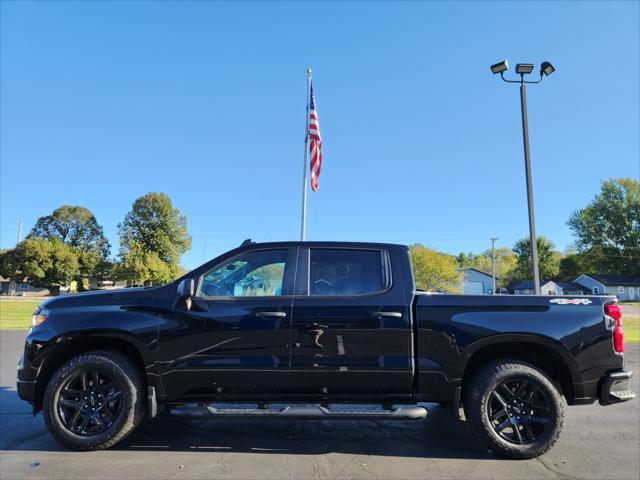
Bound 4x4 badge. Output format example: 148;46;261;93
550;298;593;305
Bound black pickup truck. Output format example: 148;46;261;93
17;241;635;458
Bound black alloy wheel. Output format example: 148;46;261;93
465;359;565;459
487;378;551;445
43;350;145;450
57;368;124;436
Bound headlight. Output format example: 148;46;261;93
32;306;48;327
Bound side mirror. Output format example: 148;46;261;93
176;279;195;305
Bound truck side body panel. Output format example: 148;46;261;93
413;294;622;404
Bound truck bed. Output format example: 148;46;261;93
412;292;621;405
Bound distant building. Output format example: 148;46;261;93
573;274;640;301
87;277;129;290
513;280;562;296
0;277;49;297
556;282;589;296
511;275;640;300
460;267;499;295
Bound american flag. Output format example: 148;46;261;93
308;82;323;192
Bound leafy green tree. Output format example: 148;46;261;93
117;193;191;284
568;178;640;275
0;239;80;295
114;240;176;285
410;244;461;292
557;252;589;281
512;236;560;281
27;206;111;289
28;206;110;258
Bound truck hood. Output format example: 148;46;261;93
40;285;173;309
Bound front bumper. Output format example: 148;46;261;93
17;379;37;404
16;324;58;406
16;351;37;403
599;370;636;405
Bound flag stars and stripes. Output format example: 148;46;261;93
308;82;323;192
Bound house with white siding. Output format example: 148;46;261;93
574;274;640;301
513;280;562;296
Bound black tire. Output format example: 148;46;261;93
43;350;145;450
464;359;565;459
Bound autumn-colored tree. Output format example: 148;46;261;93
410;244;461;292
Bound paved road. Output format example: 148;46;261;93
1;330;638;480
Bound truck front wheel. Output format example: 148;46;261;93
465;359;565;459
43;350;145;450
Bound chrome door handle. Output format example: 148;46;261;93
255;311;287;318
371;312;402;318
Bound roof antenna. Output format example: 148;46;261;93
240;239;253;247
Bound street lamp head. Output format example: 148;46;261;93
490;60;509;74
515;63;535;75
540;61;555;76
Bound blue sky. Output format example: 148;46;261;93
1;1;638;269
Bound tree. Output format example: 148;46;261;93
28;206;110;258
557;252;589;281
0;239;80;294
26;206;111;290
114;240;176;285
567;178;640;275
410;244;461;292
117;193;191;284
512;236;560;282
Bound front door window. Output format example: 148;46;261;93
199;249;287;297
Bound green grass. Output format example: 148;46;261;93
625;315;640;343
0;301;39;329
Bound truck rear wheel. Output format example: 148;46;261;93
43;350;145;450
465;359;565;459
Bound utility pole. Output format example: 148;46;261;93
490;237;498;295
16;220;23;245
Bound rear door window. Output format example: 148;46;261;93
309;249;386;296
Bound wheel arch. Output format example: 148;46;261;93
461;335;579;404
35;335;148;410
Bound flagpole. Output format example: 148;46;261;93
300;68;312;241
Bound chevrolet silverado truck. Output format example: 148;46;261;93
17;241;635;458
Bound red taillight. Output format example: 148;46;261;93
605;303;624;353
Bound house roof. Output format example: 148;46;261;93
459;267;499;279
513;280;556;290
556;281;588;291
580;274;640;286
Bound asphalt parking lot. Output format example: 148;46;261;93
1;329;638;480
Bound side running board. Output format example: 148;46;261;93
169;404;428;421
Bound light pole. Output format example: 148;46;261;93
490;237;498;295
490;60;555;295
